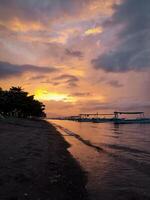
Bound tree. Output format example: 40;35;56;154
0;87;46;118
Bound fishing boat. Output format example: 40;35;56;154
114;111;150;124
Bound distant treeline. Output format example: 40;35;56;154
0;87;46;118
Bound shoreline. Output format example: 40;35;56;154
0;118;88;200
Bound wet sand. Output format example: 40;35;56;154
0;119;88;200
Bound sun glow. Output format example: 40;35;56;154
85;27;103;35
34;89;75;102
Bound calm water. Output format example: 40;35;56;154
48;120;150;200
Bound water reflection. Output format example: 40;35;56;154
49;120;150;200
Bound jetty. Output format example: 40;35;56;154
65;111;150;124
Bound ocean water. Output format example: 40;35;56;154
48;120;150;200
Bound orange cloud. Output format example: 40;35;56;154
0;18;44;32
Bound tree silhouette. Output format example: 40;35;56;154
0;87;46;118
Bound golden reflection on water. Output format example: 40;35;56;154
49;120;150;200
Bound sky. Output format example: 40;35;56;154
0;0;150;117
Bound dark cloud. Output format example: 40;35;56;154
0;0;89;24
40;80;61;86
98;77;123;88
92;0;150;72
54;74;78;81
107;80;123;87
0;61;57;79
29;75;48;80
53;74;79;87
65;49;83;58
33;42;84;67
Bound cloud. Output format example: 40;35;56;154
0;61;57;79
53;74;79;87
71;92;91;97
98;77;123;87
29;75;48;80
79;99;150;113
85;27;103;36
107;80;123;87
92;0;150;72
0;0;100;28
65;49;83;58
44;99;77;117
0;0;115;24
39;74;79;86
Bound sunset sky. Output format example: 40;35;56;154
0;0;150;117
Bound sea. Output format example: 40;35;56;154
48;120;150;200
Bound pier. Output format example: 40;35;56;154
64;111;150;124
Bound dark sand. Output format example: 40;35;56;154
0;119;88;200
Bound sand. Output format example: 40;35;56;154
0;118;88;200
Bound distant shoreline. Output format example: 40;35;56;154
0;118;88;200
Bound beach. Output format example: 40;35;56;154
0;119;88;200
